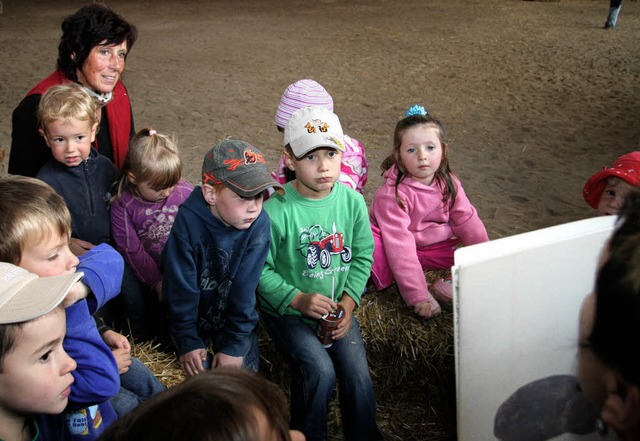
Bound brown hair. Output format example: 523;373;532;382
98;368;294;441
0;175;71;265
382;113;457;209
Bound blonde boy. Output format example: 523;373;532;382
0;262;80;441
35;82;116;253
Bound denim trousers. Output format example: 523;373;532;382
109;357;166;417
262;313;382;441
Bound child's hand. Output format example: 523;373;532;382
413;300;440;318
212;352;243;369
332;294;355;341
179;348;207;377
290;292;337;319
112;347;132;374
102;330;131;351
62;281;89;307
69;238;94;256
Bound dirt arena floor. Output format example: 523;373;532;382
1;1;639;440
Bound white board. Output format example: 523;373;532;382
454;215;617;441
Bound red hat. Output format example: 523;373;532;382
583;151;640;209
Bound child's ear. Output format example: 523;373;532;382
38;128;51;148
127;171;137;185
201;184;217;206
600;372;640;436
90;121;99;143
283;150;296;172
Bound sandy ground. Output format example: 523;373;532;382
1;1;640;239
0;1;639;439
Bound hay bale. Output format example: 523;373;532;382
137;270;456;441
259;270;456;441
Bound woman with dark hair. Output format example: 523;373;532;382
9;3;138;177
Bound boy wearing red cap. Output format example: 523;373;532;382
162;140;284;376
583;152;640;216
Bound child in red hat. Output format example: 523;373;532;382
583;151;640;215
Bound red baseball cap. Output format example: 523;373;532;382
583;151;640;209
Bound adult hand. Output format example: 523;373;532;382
212;352;243;369
290;292;337;319
179;349;207;377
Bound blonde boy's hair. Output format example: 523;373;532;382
0;175;72;265
37;83;99;131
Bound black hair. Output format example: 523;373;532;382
57;4;138;82
590;187;640;386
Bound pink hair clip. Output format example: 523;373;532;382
149;129;157;136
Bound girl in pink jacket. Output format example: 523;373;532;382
370;105;489;318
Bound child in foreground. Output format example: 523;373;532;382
95;368;305;441
369;105;489;318
577;187;640;440
257;106;382;441
583;151;640;216
0;175;165;431
163;140;283;375
0;263;81;441
0;175;121;439
272;78;368;193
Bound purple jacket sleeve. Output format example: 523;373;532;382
77;243;124;314
64;300;120;407
110;196;163;288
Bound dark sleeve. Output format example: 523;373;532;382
162;212;206;356
218;212;270;357
9;94;53;177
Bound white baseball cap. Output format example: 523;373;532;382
283;106;345;158
0;262;83;324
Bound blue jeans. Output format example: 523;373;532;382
110;357;166;417
262;314;382;441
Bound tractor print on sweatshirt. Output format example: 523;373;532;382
299;222;352;269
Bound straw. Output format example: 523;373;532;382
331;276;335;302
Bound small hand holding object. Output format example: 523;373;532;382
290;292;337;320
331;294;355;341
